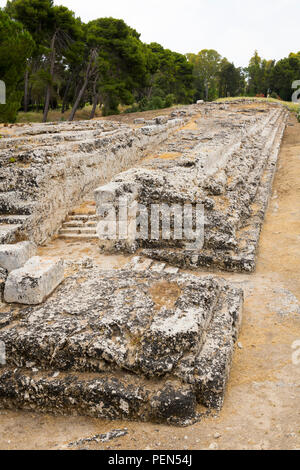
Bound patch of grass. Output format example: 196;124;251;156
216;96;300;113
9;157;16;163
16;104;103;124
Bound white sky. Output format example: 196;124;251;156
1;0;299;67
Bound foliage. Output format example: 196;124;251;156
246;50;300;102
1;1;300;123
187;50;245;101
0;9;34;122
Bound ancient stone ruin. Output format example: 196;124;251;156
0;100;288;424
95;102;288;272
0;115;186;245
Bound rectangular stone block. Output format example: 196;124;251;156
0;265;243;423
94;182;124;207
0;241;36;273
4;256;64;305
155;116;168;125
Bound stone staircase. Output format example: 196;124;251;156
0;214;30;244
57;203;98;240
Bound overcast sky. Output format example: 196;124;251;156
2;0;299;66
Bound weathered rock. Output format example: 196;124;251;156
0;267;7;300
155;116;168;125
0;264;243;423
0;115;188;245
95;101;288;273
0;241;36;272
4;256;64;305
0;368;197;425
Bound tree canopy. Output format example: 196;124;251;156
0;0;299;123
0;9;34;122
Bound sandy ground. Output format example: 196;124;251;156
0;112;299;451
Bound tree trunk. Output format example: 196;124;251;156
24;68;29;113
62;73;73;114
89;93;99;120
43;32;57;123
205;81;209;101
89;73;99;120
68;50;97;122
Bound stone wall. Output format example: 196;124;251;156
94;101;289;272
0;115;189;245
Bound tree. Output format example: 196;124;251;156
140;43;194;108
270;54;300;101
68;46;98;121
187;49;222;100
246;50;273;96
218;59;245;97
42;5;81;122
5;0;54;112
69;18;149;119
6;0;82;121
0;10;34;122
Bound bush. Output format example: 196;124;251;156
124;93;176;114
164;94;175;108
148;96;165;110
124;104;139;114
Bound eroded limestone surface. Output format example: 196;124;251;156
1;100;286;425
0;115;189;245
4;256;64;305
0;261;243;424
95;101;288;272
0;241;36;272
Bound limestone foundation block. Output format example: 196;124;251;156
0;241;36;273
0;266;243;422
4;256;64;305
155;116;168;125
94;182;124;207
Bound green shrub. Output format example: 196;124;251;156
148;96;165;110
164;94;176;108
124;104;140;114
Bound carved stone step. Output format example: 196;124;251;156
59;227;96;235
63;220;96;228
0;215;29;225
67;215;97;221
58;233;98;240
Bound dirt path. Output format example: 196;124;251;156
0;114;299;451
